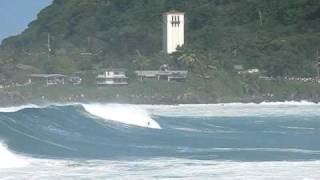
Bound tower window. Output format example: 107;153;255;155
171;15;180;27
171;16;174;27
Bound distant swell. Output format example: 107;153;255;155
141;101;320;117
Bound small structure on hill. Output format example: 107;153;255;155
135;65;188;82
29;74;67;86
233;65;244;71
68;76;82;85
29;74;82;86
238;68;260;75
163;10;185;54
96;69;128;86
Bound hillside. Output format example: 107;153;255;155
1;0;320;77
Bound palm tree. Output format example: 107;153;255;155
133;50;151;70
177;53;198;69
177;49;207;78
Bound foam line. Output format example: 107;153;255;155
140;101;320;117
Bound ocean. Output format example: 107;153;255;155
0;102;320;179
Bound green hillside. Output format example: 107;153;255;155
1;0;320;77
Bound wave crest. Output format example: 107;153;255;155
82;104;161;129
0;104;40;113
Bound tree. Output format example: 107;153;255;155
133;50;151;70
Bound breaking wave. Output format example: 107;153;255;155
0;101;320;160
0;142;28;169
82;104;161;129
0;104;40;113
0;103;161;129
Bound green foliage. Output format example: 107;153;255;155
52;56;78;74
133;50;151;70
0;0;320;76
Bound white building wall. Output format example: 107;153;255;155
163;11;184;54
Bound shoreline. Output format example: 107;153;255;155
1;87;320;107
2;98;320;108
2;76;320;107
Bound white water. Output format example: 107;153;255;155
0;142;29;169
82;104;161;129
0;104;39;113
1;101;318;117
1;158;320;179
140;101;320;117
0;140;319;179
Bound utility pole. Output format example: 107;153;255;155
258;9;263;26
317;49;320;80
47;33;51;62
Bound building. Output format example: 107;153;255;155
233;65;244;71
163;10;185;54
135;65;188;82
68;76;82;85
135;70;188;82
29;74;67;86
96;69;128;86
238;68;260;75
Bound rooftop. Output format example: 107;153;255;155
104;68;127;72
135;70;188;77
29;74;67;78
163;10;184;15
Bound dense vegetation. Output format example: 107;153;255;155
1;0;320;78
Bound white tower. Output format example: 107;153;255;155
163;10;185;54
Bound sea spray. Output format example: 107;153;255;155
0;142;28;169
82;104;161;129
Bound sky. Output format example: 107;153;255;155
0;0;53;43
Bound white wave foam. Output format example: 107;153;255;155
140;101;320;117
0;104;40;113
0;102;81;113
1;158;320;179
0;142;29;169
82;104;161;129
1;101;319;117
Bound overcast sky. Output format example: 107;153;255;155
0;0;53;43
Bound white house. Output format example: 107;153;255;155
96;69;128;86
29;74;67;86
163;10;185;54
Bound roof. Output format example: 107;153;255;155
96;75;128;79
233;65;244;71
29;74;67;78
163;10;185;15
104;68;127;72
135;70;188;77
135;71;159;77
